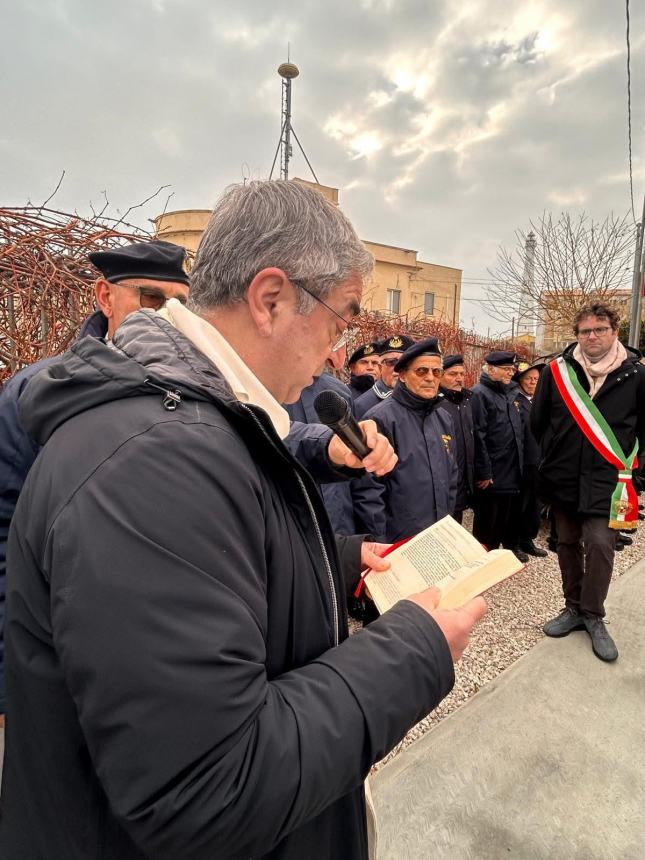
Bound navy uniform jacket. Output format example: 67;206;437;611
471;374;523;493
284;374;357;535
354;378;393;419
437;387;475;512
353;383;458;542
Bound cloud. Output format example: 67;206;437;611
2;0;644;334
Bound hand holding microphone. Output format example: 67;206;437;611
314;390;398;477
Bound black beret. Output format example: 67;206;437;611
442;354;465;370
394;337;442;372
513;361;546;382
348;342;380;366
379;334;415;354
485;350;517;366
89;240;190;286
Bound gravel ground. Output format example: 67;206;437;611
350;511;645;771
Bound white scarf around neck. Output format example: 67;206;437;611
158;299;291;439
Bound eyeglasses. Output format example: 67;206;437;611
412;367;444;378
291;279;356;352
577;326;611;338
121;285;188;311
382;358;399;367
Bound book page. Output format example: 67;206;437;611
437;550;522;609
365;516;486;612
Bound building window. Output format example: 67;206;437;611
386;289;401;314
424;292;435;315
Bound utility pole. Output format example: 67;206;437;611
628;194;645;348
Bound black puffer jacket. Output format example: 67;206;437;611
531;343;645;516
1;310;454;860
471;374;524;492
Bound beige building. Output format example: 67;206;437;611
154;179;462;325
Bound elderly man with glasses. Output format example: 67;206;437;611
471;350;526;562
353;338;458;543
1;181;486;860
532;302;645;662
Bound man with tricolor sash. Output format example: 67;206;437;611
531;302;645;662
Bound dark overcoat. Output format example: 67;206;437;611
531;342;645;517
471;374;524;493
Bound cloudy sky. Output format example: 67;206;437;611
3;0;644;334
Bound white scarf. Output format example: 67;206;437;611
158;299;291;439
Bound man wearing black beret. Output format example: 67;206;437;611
470;350;527;561
347;342;382;402
437;354;475;524
353;337;458;542
354;334;415;419
88;240;190;337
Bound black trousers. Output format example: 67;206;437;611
472;491;518;550
553;506;617;617
517;466;541;544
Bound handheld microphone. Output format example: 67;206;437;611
313;389;371;461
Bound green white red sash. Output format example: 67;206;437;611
550;357;639;530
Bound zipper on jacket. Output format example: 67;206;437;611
144;379;182;411
239;403;340;646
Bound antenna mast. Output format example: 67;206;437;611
269;57;319;183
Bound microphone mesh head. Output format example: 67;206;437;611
313;389;348;425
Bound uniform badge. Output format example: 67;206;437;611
389;336;403;349
364;344;374;355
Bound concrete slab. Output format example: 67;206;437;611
372;558;645;860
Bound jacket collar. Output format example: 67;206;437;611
478;371;509;394
372;378;393;398
439;385;471;404
393;380;442;414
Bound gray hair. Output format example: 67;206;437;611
189;180;373;313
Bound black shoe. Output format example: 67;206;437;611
546;537;557;553
520;540;548;558
543;607;586;637
510;546;530;563
583;615;618;662
615;541;625;552
617;534;633;545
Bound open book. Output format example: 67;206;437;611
364;515;524;613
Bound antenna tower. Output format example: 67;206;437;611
269;57;319;183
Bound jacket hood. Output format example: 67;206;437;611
19;310;235;446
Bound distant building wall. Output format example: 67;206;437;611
154;180;462;326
